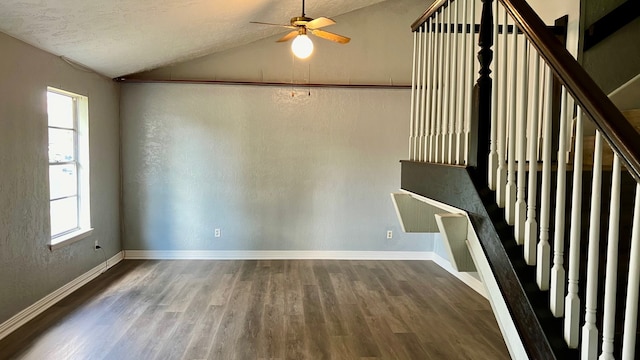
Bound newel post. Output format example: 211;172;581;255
471;0;494;180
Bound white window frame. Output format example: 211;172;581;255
47;87;92;250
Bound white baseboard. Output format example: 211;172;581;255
0;251;124;342
123;250;435;261
430;253;488;299
124;250;486;297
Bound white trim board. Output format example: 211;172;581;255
430;253;487;299
0;251;124;342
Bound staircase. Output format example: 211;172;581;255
400;0;640;359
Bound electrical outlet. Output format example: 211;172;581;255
215;228;221;238
386;230;393;239
94;240;99;250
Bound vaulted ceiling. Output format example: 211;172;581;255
0;0;386;78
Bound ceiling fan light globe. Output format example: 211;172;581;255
291;34;313;59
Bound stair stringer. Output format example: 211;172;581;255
400;160;578;360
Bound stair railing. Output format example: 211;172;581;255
408;0;477;166
493;1;640;358
410;0;640;359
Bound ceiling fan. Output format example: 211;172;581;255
250;0;350;59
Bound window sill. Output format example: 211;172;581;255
49;228;94;251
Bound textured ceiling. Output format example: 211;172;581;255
0;0;386;78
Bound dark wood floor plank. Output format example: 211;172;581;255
371;267;403;297
353;263;385;292
329;272;358;305
284;261;304;316
157;277;214;359
180;305;225;360
258;303;285;359
328;335;359;360
285;315;306;360
339;303;381;358
363;315;403;360
304;319;331;360
299;260;318;286
364;289;410;334
313;264;347;336
0;259;510;360
267;271;285;306
235;265;270;360
209;272;238;306
138;310;181;359
207;279;252;360
302;285;325;325
395;332;435;360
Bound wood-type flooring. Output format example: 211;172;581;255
0;260;510;359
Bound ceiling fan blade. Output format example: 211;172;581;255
305;17;336;29
309;29;351;44
277;30;300;42
250;21;296;29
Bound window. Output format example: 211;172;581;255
47;88;91;249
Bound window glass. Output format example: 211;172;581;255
50;197;79;237
49;164;77;200
48;128;75;163
47;92;74;129
47;88;85;240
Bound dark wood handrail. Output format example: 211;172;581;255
411;0;451;31
498;0;640;182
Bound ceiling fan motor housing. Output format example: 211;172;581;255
291;16;313;26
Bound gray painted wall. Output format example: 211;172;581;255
121;84;432;251
582;0;640;93
121;0;436;252
0;32;121;324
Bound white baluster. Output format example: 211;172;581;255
448;0;458;164
505;22;518;225
565;108;584;348
415;27;423;161
424;20;433;162
420;23;429;162
429;16;439;162
456;0;469;165
409;30;417;160
537;64;553;290
436;10;445;163
488;1;499;188
524;51;540;265
550;86;569;317
582;130;603;359
442;1;451;164
515;39;529;245
488;1;501;191
622;183;640;360
496;9;508;207
464;0;476;165
599;153;621;360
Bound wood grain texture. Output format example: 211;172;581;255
0;260;509;360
